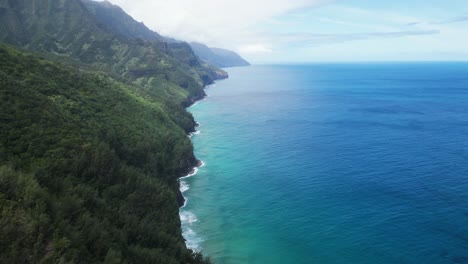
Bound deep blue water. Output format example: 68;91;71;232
180;63;468;264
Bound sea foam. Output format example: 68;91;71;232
180;87;211;252
180;160;205;180
188;130;201;138
181;225;204;252
180;210;203;251
180;181;189;193
179;160;206;251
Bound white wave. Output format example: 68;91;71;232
199;160;206;168
180;210;198;224
180;210;204;251
180;180;189;193
182;226;204;251
188;130;201;138
178;149;206;251
180;160;205;180
179;161;205;208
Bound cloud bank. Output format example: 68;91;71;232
97;0;468;62
101;0;329;51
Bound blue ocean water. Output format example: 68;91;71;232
180;63;468;264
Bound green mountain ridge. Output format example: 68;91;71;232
83;0;163;42
0;0;226;107
81;0;250;68
189;42;250;68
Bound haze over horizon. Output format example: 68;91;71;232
98;0;468;63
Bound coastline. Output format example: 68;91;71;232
178;158;205;252
177;82;215;194
176;80;217;206
171;63;468;263
178;159;205;208
177;82;217;252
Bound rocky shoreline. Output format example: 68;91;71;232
176;79;222;207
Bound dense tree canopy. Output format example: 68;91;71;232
0;44;211;264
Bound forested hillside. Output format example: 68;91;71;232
0;0;222;263
82;0;164;41
0;44;210;263
0;0;227;106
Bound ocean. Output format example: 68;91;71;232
180;63;468;264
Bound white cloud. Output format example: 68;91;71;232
100;0;329;52
96;0;468;62
238;44;273;54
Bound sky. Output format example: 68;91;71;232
99;0;468;63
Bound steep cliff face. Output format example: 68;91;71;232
83;0;163;41
190;42;251;68
0;0;226;106
167;42;229;89
81;0;249;69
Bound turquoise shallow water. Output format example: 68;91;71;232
180;64;468;264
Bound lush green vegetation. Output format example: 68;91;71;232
81;0;248;70
0;0;225;262
82;0;164;42
0;44;210;263
0;0;227;106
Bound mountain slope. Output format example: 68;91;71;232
0;0;227;262
0;44;210;264
81;0;249;68
0;0;226;106
83;0;163;41
190;42;250;68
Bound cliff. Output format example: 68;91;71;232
81;0;250;69
0;0;227;107
190;42;251;68
0;0;220;262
